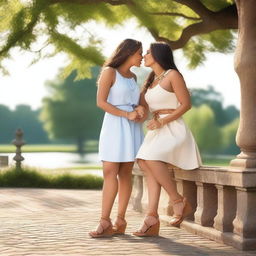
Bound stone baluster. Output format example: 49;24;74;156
132;175;143;212
12;128;25;169
213;185;236;232
233;187;256;238
176;178;197;220
194;182;217;227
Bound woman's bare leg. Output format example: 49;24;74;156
135;159;161;232
101;161;120;219
90;161;120;236
138;159;161;216
145;160;184;215
116;162;134;220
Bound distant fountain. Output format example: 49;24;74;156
12;128;25;169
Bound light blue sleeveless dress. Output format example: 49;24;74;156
98;70;144;162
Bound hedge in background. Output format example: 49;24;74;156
0;167;103;189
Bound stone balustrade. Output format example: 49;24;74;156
132;164;256;251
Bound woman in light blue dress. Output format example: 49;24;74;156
89;39;145;238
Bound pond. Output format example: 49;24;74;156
2;152;103;176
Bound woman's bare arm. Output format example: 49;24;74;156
135;90;149;122
147;70;191;130
97;67;138;120
160;70;191;125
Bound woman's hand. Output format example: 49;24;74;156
146;119;164;130
127;110;139;121
135;105;145;118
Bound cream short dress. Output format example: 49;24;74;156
136;70;202;170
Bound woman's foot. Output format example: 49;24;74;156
169;197;192;227
113;215;127;235
133;214;160;237
89;217;113;238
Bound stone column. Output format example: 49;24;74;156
176;179;197;220
230;0;256;169
194;182;217;227
132;175;143;212
213;185;236;232
233;187;256;238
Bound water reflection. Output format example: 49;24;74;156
3;152;103;177
4;152;100;168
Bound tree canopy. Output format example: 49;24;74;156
0;0;237;79
40;66;104;153
190;85;239;126
184;104;222;153
0;104;49;144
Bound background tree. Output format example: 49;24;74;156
40;66;104;153
184;86;240;155
13;105;50;143
0;0;237;78
0;104;49;144
190;85;239;126
184;104;222;154
220;118;239;154
0;105;14;143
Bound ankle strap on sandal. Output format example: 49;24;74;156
101;217;111;222
172;197;184;204
117;215;125;221
147;212;159;218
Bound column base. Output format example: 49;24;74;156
230;151;256;169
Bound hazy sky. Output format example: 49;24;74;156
0;20;240;110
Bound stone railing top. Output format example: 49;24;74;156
133;165;256;188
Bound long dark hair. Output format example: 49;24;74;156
104;39;142;68
144;42;180;90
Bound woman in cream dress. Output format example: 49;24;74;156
133;42;201;237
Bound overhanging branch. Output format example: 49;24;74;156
149;11;201;21
149;1;238;49
50;0;131;5
173;0;212;19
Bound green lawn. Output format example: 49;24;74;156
0;144;97;153
202;153;235;166
202;158;232;166
57;166;102;170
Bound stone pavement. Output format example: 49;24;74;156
0;189;255;256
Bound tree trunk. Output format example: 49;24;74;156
230;0;256;169
77;136;85;155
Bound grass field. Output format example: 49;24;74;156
202;158;232;166
0;144;97;153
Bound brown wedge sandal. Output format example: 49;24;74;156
89;217;113;238
169;197;192;227
133;213;160;237
113;215;127;235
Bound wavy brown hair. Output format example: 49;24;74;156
103;39;142;68
143;42;180;91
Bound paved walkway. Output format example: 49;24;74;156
0;188;255;256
